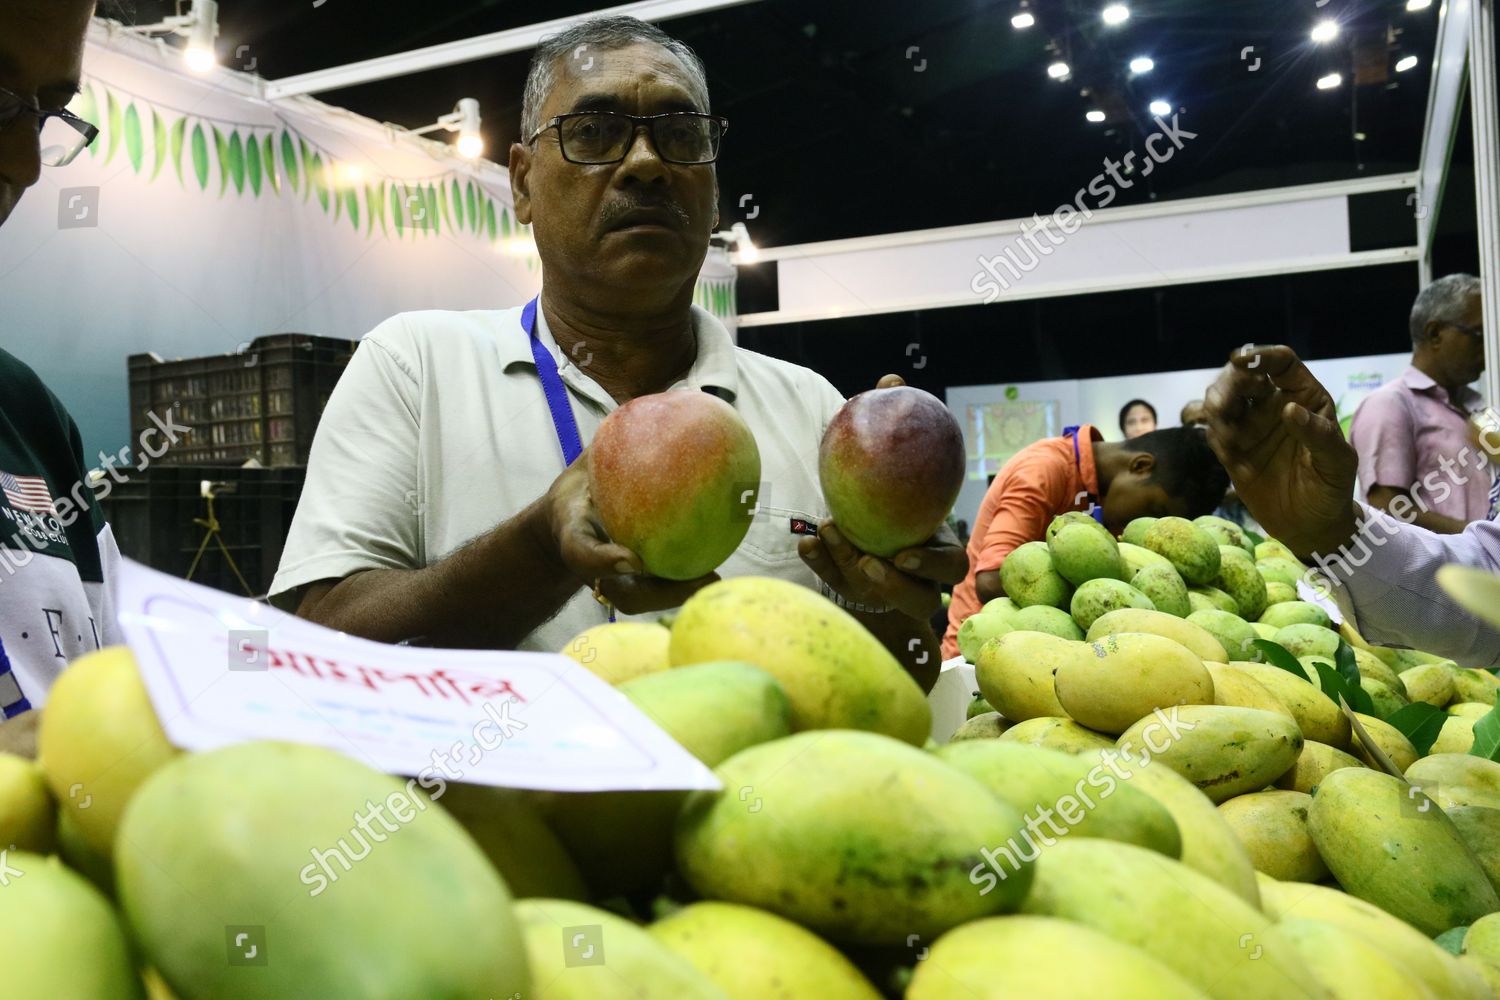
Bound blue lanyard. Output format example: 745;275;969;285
1062;425;1104;524
523;297;584;467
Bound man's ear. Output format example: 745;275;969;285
1421;319;1444;345
1129;452;1156;476
510;142;533;225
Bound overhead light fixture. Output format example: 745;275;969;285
1102;4;1130;26
1316;72;1343;89
1406;0;1432;9
1047;61;1071;79
1311;20;1339;43
410;98;485;160
1148;99;1172;116
714;222;759;264
122;0;220;74
1086;109;1106;123
1129;56;1154;74
1395;54;1419;72
1012;11;1035;28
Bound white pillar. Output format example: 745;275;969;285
1472;0;1500;406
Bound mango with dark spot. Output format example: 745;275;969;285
818;387;964;558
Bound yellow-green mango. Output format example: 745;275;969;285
1115;706;1302;803
1258;878;1491;1000
974;631;1073;722
515;899;722;999
1188;586;1239;614
675;731;1032;945
545;660;792;896
1255;539;1305;566
1406;753;1500;810
1121;516;1157;546
1216;790;1327;881
1119;540;1173;576
1264;581;1298;606
1077;751;1260;905
1130;563;1192;617
1307;767;1500;935
1251;621;1280;640
1454;668;1500;706
1269;919;1439;1000
936;740;1181;858
669;577;929;744
1205;663;1293;718
1257;601;1332;630
433;785;587;901
1466;912;1500;966
1230;662;1350;749
1453;701;1496;720
1459;954;1500;997
1000;541;1073;609
907;915;1210;1000
1400;662;1457;707
1049;521;1124;585
1046;510;1108;545
1086;608;1228;662
999;717;1116;754
55;806;114;896
648;901;880;1000
1274;623;1341;660
1069;578;1155;631
1353;648;1407;695
1186;609;1258;662
1431;714;1477;754
0;752;55;853
956;611;1015;663
1142;517;1222;585
1275;740;1365;793
1017;839;1319;999
560;620;671;685
1359;677;1408;719
1010;604;1086;641
1195;515;1252;554
949;712;1011;742
980;596;1020;619
967;693;994;718
1349;713;1418;772
1255;557;1306;588
1055;633;1214;735
1215;546;1268;620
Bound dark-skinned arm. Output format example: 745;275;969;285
1366;485;1470;535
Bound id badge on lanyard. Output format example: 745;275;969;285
1062;425;1104;524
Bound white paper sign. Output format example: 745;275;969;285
115;560;720;793
1296;578;1345;625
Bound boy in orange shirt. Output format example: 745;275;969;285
942;425;1229;659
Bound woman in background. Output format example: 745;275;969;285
1119;398;1158;439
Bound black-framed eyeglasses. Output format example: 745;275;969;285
527;111;728;165
0;86;99;167
1448;320;1486;339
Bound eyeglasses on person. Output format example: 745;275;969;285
527;111;728;165
0;86;99;167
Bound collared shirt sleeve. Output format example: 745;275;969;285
269;318;423;609
1327;503;1500;666
1349;389;1416;500
972;457;1069;575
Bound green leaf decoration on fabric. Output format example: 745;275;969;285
500;206;512;238
308;153;329;212
212;127;230;195
245;133;263;196
149;109;168;182
427;184;441;237
300;139;315;203
225;131;246;194
390;183;405;236
280;131;301;195
344;185;360;231
450;178;465;231
170;117;188;186
485;199;497;242
263;134;279;194
466;181;478;234
438;179;454;232
104;89;122;166
190;123;210;191
123;103;144;174
330;164;343;223
75;85;99;157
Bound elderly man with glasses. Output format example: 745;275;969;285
271;16;962;685
0;0;117;754
1348;273;1491;532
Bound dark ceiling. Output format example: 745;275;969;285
121;0;1483;402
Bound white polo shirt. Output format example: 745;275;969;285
271;301;847;652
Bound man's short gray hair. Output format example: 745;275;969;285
520;16;711;142
1410;273;1482;343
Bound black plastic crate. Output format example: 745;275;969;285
127;334;356;467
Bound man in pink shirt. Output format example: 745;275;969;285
1349;274;1489;531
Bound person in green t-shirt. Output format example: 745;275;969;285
0;0;115;756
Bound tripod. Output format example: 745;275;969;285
185;480;256;597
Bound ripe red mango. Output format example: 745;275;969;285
588;389;762;581
818;386;964;558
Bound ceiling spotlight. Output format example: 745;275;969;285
410;98;486;159
122;0;220;74
1395;54;1419;72
1129;56;1154;74
1148;99;1172;116
1406;0;1432;9
1102;4;1130;26
1311;20;1339;43
1012;11;1036;28
1086;109;1106;122
1047;61;1071;79
1316;72;1343;89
